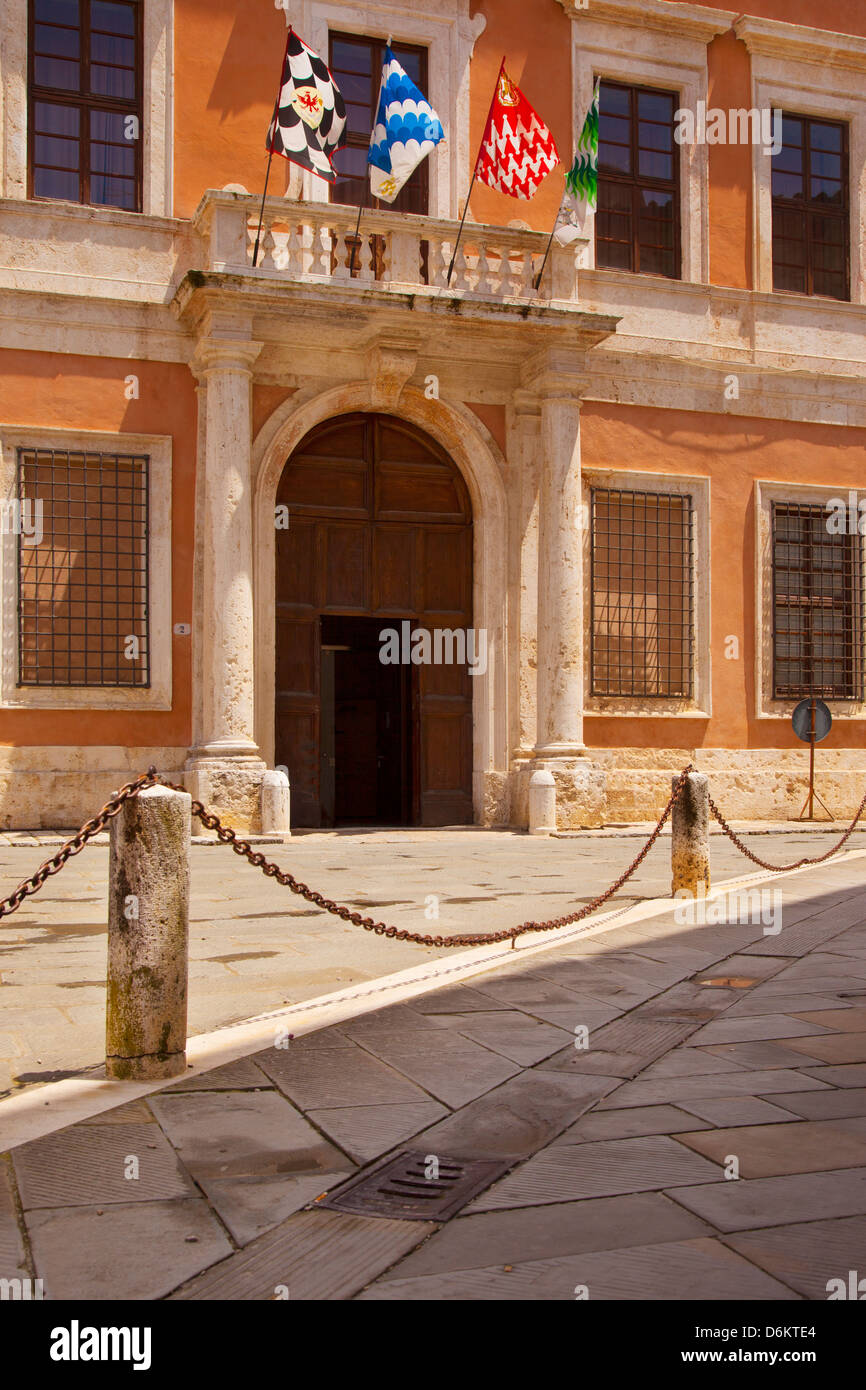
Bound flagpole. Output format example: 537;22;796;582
446;56;505;287
348;202;363;274
353;37;394;275
253;26;293;268
533;195;564;292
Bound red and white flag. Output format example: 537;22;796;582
476;66;559;200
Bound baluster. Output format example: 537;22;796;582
314;224;333;277
258;223;277;270
475;241;494;295
299;220;314;275
284;221;301;275
429;239;449;288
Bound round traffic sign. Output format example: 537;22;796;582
792;697;832;744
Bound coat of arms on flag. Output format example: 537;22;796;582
476;67;560;200
367;46;444;204
267;31;347;182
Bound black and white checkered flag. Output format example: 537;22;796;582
267;30;347;182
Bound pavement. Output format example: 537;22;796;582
2;843;866;1300
3;820;865;1099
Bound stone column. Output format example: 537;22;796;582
519;350;605;828
186;321;266;830
536;386;585;758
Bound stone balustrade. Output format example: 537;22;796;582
194;191;586;303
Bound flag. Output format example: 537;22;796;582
557;78;600;242
476;66;559;200
267;31;347;183
368;47;444;204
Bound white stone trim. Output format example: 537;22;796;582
557;0;735;42
582;466;711;717
755;478;866;723
0;425;172;710
273;0;485;217
735;18;866;305
566;4;731;284
0;0;174;216
251;381;509;820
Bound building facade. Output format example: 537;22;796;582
0;0;865;831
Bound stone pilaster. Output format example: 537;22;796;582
186;317;266;830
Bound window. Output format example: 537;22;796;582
328;32;429;213
772;502;863;700
591;487;694;697
596;80;680;279
772;114;849;302
16;448;150;687
28;0;142;211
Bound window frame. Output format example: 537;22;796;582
327;30;430;215
27;0;143;212
771;111;850;302
756;480;866;722
582;468;711;718
596;77;682;281
0;426;172;711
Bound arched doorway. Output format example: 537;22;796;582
275;412;474;827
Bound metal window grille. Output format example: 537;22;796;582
16;448;150;687
772;501;864;700
591;487;694;697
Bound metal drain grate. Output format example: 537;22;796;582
315;1150;509;1221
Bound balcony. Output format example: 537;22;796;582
192;190;588;305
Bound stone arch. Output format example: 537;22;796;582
252;382;509;821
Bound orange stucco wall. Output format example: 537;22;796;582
706;32;753;291
0;352;196;747
691;0;866;38
581;402;866;754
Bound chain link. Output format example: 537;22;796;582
0;768;159;921
708;789;866;873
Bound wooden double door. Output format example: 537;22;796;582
275;413;474;827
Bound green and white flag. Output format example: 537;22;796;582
556;78;600;244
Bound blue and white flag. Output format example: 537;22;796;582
367;47;444;204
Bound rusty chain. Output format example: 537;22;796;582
708;788;866;873
4;762;863;943
0;768;160;922
145;763;696;948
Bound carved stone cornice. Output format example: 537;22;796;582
555;0;735;41
733;14;866;71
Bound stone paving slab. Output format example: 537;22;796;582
378;1193;714;1280
468;1135;723;1209
26;1198;234;1300
359;1237;798;1301
723;1215;866;1301
675;1117;866;1178
12;1122;194;1209
667;1167;866;1233
171;1209;435;1301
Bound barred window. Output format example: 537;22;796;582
28;0;142;211
591;487;694;697
16;448;150;687
772;502;864;700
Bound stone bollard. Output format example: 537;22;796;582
106;785;190;1081
671;771;710;898
261;768;291;835
529;769;557;836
